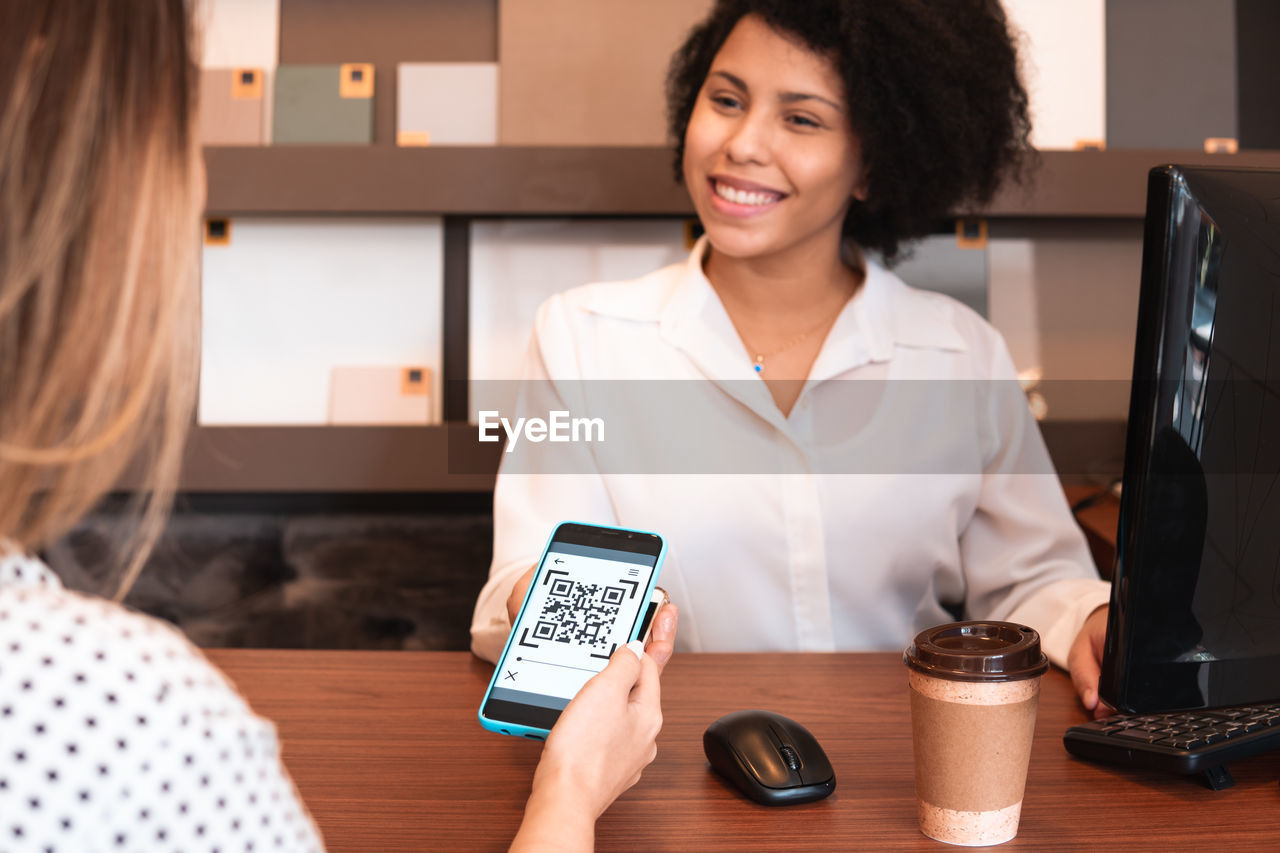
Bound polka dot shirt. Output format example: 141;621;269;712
0;548;325;852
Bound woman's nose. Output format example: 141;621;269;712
723;110;770;166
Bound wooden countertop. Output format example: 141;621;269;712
209;650;1280;851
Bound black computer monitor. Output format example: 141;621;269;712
1100;165;1280;714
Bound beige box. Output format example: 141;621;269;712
199;68;266;146
1001;0;1106;150
329;366;432;425
199;0;279;70
398;63;498;145
498;0;713;145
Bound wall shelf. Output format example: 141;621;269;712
141;419;1122;494
123;424;500;493
204;146;692;217
204;146;1280;219
982;148;1280;217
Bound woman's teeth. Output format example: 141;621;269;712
714;181;780;206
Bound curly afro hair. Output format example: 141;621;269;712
667;0;1033;263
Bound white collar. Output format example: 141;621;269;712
580;237;969;377
576;238;972;432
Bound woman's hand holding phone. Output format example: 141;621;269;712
498;525;677;849
504;564;680;673
511;641;663;852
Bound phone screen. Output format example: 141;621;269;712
482;524;663;733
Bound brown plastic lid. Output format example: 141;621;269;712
903;621;1049;683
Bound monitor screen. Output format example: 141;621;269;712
1100;165;1280;713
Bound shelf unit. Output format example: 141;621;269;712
205;146;1280;218
189;146;1280;492
205;147;691;216
126;424;499;492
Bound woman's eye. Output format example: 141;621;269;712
787;114;822;129
711;94;742;110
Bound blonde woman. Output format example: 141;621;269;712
0;2;666;850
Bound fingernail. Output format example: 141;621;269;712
625;640;645;660
1085;690;1096;708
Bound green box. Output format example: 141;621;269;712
272;64;374;144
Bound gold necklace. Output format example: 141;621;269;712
740;298;849;375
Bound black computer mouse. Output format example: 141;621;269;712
703;709;836;806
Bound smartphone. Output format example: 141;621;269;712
478;522;667;740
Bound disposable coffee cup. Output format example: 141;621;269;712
903;621;1049;846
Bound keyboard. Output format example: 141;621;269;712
1063;704;1280;790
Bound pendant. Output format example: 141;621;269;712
754;357;764;374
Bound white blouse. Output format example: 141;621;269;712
0;548;324;852
471;239;1111;668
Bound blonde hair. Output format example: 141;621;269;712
0;0;201;599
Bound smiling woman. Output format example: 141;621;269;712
679;14;867;400
682;18;867;274
473;0;1114;722
667;0;1032;265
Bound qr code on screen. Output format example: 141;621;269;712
532;577;627;651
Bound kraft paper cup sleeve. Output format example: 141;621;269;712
909;673;1040;813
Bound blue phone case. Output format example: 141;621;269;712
478;521;667;739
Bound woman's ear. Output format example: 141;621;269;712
852;168;870;202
